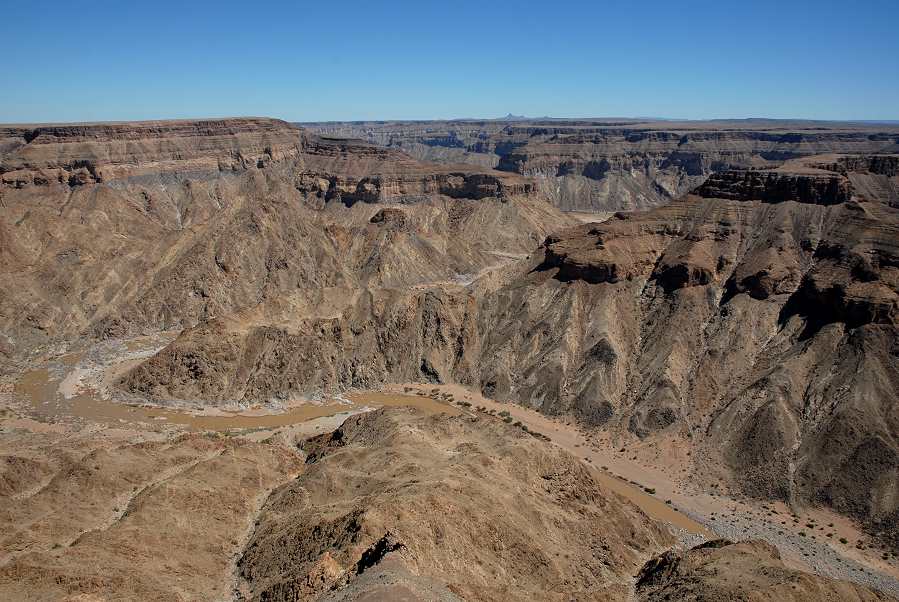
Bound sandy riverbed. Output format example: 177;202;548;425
387;382;899;598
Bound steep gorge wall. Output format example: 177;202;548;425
302;119;899;211
127;156;899;547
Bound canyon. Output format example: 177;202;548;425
2;117;899;600
303;118;899;212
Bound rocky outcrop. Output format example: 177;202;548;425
696;169;853;205
236;408;673;602
120;287;482;403
302;119;899;211
0;117;303;187
635;540;893;601
814;155;899;177
295;137;534;205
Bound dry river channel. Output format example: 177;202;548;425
7;334;899;598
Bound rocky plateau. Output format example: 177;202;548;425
304;118;899;212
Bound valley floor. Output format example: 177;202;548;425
3;335;899;598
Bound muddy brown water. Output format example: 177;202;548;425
14;365;458;432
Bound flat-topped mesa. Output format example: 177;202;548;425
295;136;536;204
0;117;303;187
534;219;665;286
810;154;899;177
695;169;853;205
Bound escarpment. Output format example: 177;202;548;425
303;119;899;211
295;137;535;205
696;169;853;205
0;117;303;187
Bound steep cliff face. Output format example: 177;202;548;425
295;137;535;205
469;155;899;544
695;169;853;205
302;119;899;211
0;117;303;187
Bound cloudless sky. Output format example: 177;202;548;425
2;0;897;123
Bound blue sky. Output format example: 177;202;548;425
2;0;897;123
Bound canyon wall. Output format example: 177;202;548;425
303;119;899;211
127;152;899;548
0;118;566;359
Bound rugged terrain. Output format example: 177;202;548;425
128;146;899;551
0;118;568;364
236;407;673;601
303;118;899;211
4;406;889;601
636;539;893;601
0;424;305;601
4;117;899;599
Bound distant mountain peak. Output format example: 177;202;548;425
498;113;528;121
